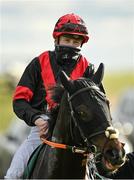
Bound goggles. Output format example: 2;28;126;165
55;23;88;35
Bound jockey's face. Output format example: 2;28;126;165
58;34;83;48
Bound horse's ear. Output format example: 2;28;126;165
59;71;73;92
92;63;104;85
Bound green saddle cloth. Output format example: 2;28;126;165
23;143;45;179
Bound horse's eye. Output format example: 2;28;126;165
77;111;82;115
77;111;87;117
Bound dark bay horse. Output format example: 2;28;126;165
24;63;126;179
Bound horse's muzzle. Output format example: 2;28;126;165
103;147;126;171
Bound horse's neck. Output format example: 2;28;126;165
52;93;71;143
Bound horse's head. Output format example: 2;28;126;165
59;63;126;174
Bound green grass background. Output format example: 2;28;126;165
0;71;134;132
0;76;14;132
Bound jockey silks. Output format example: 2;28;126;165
13;51;91;126
39;51;88;109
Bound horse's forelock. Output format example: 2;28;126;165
48;84;65;103
47;78;100;104
78;78;95;87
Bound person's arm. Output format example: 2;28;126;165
13;57;47;126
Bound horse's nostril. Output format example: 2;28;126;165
104;149;125;166
105;149;116;158
112;150;120;159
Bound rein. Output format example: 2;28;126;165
41;84;118;180
41;137;88;154
40;87;102;154
41;84;118;154
41;85;107;154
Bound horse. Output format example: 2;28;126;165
24;63;126;179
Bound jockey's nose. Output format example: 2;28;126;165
68;40;76;47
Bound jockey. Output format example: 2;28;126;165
5;13;95;179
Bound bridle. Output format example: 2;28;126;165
67;85;109;180
42;84;118;152
67;83;119;149
67;84;120;180
68;85;108;153
42;83;119;151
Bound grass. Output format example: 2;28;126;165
103;71;134;110
0;77;14;132
104;71;134;97
0;71;134;132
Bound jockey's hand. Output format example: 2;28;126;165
35;118;49;138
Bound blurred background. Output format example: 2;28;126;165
0;0;134;177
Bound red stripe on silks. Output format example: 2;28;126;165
71;56;89;80
13;86;33;102
39;52;57;109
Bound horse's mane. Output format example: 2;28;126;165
48;84;65;104
48;78;96;104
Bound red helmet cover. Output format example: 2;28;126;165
53;13;89;43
